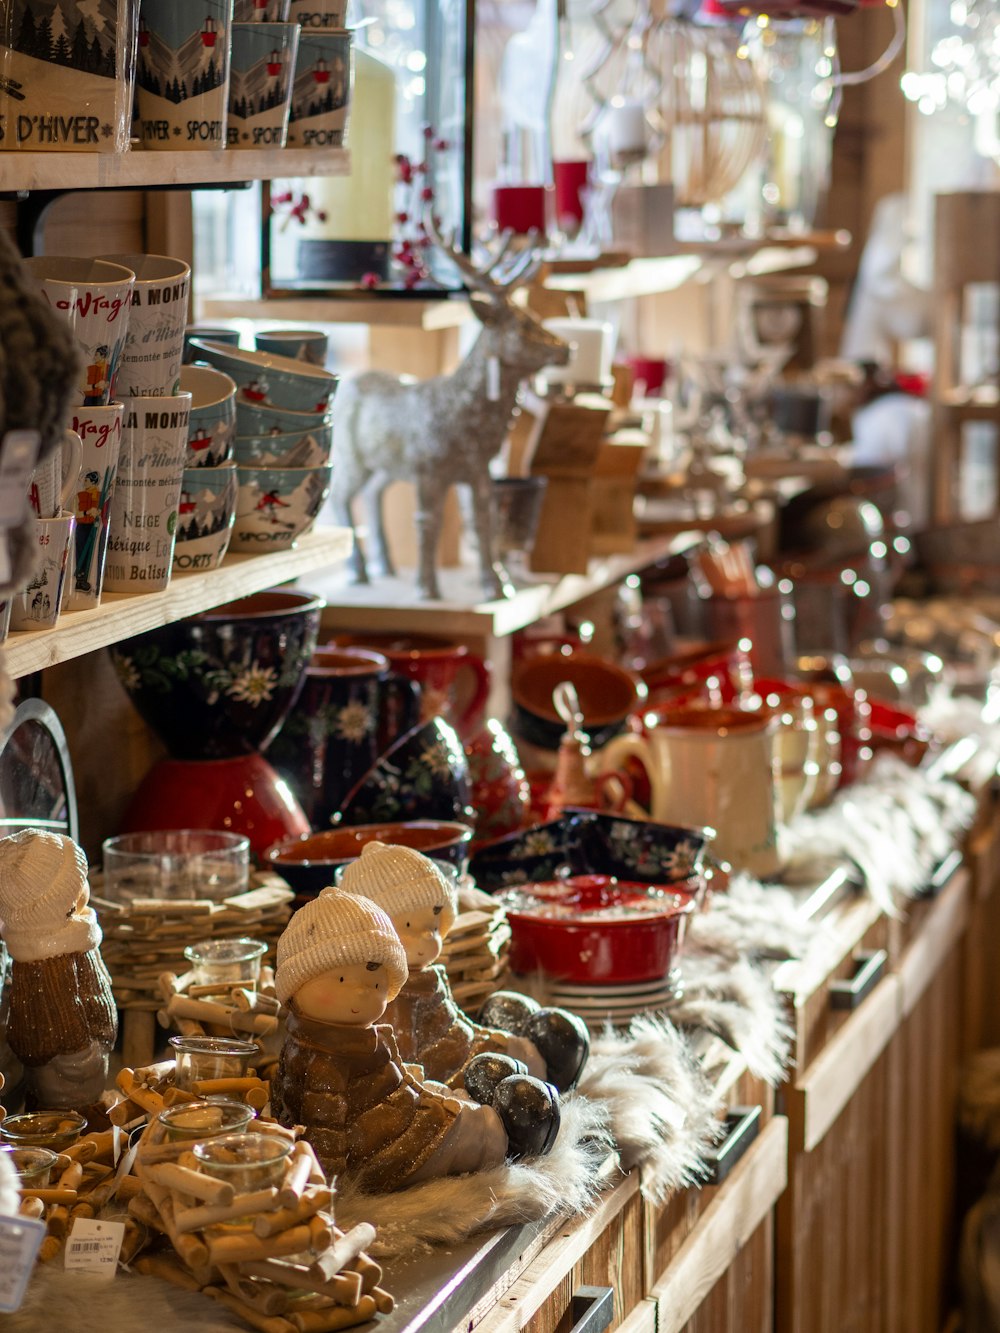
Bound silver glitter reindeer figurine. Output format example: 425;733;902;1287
329;230;570;600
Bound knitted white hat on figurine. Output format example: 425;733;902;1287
0;830;100;964
275;887;409;1006
338;841;458;932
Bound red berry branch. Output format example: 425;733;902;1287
270;189;328;229
359;124;452;292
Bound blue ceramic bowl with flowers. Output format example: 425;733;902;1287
337;717;473;826
190;339;338;414
469;810;713;892
109;588;324;760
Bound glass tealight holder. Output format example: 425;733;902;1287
193;1132;292;1226
8;1146;58;1186
183;937;268;987
102;829;250;904
156;1100;256;1142
169;1035;260;1091
0;1111;87;1152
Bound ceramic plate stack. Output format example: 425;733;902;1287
544;976;679;1032
441;882;512;1012
189;338;337;554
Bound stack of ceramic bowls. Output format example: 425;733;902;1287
189;339;337;554
175;364;240;573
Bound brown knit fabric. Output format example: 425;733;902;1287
6;950;117;1066
272;1010;461;1189
385;964;516;1087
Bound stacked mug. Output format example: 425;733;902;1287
133;0;352;152
188;332;336;553
15;253;194;633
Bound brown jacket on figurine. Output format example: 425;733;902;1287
271;888;508;1191
338;842;544;1086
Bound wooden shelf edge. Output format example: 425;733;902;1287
2;527;353;680
312;534;700;639
198;295;472;330
650;1116;789;1333
0;147;349;193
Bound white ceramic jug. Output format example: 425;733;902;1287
602;707;782;878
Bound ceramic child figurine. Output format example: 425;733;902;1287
0;830;117;1113
270;888;560;1190
341;841;590;1092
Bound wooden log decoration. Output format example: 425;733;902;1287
134;1252;205;1292
242;1261;365;1307
253;1188;333;1238
174;1187;280;1234
144;1160;236;1205
286;1294;378;1332
167;994;278;1037
207;1224;314;1265
206;1288;297;1333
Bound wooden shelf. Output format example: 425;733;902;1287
0;147;349;193
307;535;698;639
939;385;1000;419
3;526;353;680
198;295;471;330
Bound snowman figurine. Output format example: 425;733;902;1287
0;830;117;1113
340;842;590;1092
270;887;561;1190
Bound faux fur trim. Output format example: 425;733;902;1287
335;1094;613;1257
782;754;976;914
581;1014;719;1201
0;1268;244;1332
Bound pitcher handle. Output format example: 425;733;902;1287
455;652;491;736
600;733;664;819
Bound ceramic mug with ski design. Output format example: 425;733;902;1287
136;0;233;150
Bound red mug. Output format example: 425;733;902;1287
331;632;490;741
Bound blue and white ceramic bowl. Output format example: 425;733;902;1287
190;338;338;414
230;463;332;553
235;425;332;468
173;462;239;573
181;364;237;468
237;399;334;441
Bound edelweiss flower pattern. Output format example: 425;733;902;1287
226;663;279;706
334;700;374;744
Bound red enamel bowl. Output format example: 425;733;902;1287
499;874;698;984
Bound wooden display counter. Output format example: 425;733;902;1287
359;814;998;1333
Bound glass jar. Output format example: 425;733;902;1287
183;937;268;988
0;1111;87;1152
157;1100;256;1142
193;1133;292;1225
169;1036;260;1091
7;1146;58;1187
102;829;250;903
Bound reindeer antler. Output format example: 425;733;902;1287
424;215;547;297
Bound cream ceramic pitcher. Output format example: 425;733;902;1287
602;707;782;878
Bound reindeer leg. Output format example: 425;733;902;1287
414;472;445;601
370;473;397;579
471;473;506;599
329;485;368;584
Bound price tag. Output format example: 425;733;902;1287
0;1214;46;1312
64;1218;125;1280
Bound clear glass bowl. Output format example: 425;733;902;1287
156;1100;256;1142
102;829;250;903
193;1132;292;1225
169;1035;260;1091
6;1146;58;1186
0;1111;87;1151
183;937;267;987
